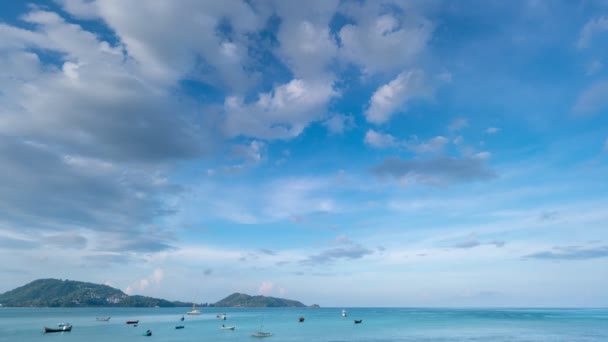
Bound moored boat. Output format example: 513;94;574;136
96;317;111;321
175;325;185;329
251;332;272;337
221;324;236;330
354;319;362;324
341;309;347;317
44;325;72;333
126;320;139;324
186;304;201;315
143;329;152;336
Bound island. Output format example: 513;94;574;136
213;292;310;307
0;279;318;308
0;279;194;307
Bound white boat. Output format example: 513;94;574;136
186;304;201;315
341;310;347;317
96;317;111;321
251;332;272;337
221;324;236;330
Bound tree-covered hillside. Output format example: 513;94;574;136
213;292;307;307
0;279;192;307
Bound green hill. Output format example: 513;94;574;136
0;279;192;307
213;292;308;307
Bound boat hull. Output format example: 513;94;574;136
44;326;72;333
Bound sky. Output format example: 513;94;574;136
0;0;607;308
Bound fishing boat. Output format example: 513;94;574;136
341;309;347;317
221;324;236;330
44;325;72;333
175;325;185;329
96;317;111;321
126;320;139;324
186;304;201;315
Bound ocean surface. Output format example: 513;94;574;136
0;307;607;341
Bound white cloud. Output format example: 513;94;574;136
448;118;468;132
258;281;275;296
338;3;432;74
323;114;355;134
405;136;449;154
85;1;265;89
577;16;608;49
224;78;337;139
187;176;339;224
485;127;500;134
365;70;431;124
573;80;608;115
364;130;397;149
586;59;603;76
56;0;99;19
473;151;492;160
232;140;266;164
124;268;164;295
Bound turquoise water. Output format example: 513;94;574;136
0;307;607;341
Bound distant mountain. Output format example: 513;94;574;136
0;279;193;307
213;292;310;307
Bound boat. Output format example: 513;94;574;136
252;318;271;337
180;316;184;321
126;320;139;324
143;329;152;336
221;324;236;330
96;317;111;321
57;322;70;327
175;325;185;329
354;319;363;324
44;325;72;333
186;304;201;315
298;317;305;322
341;309;347;317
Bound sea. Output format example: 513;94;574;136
0;307;607;341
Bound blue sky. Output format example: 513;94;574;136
0;0;607;307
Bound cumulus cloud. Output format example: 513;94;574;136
338;2;432;74
125;268;164;295
323;114;355;135
274;0;339;79
525;245;608;260
364;130;398;148
577;16;608;49
224;79;337;139
372;156;496;186
365;70;432;124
